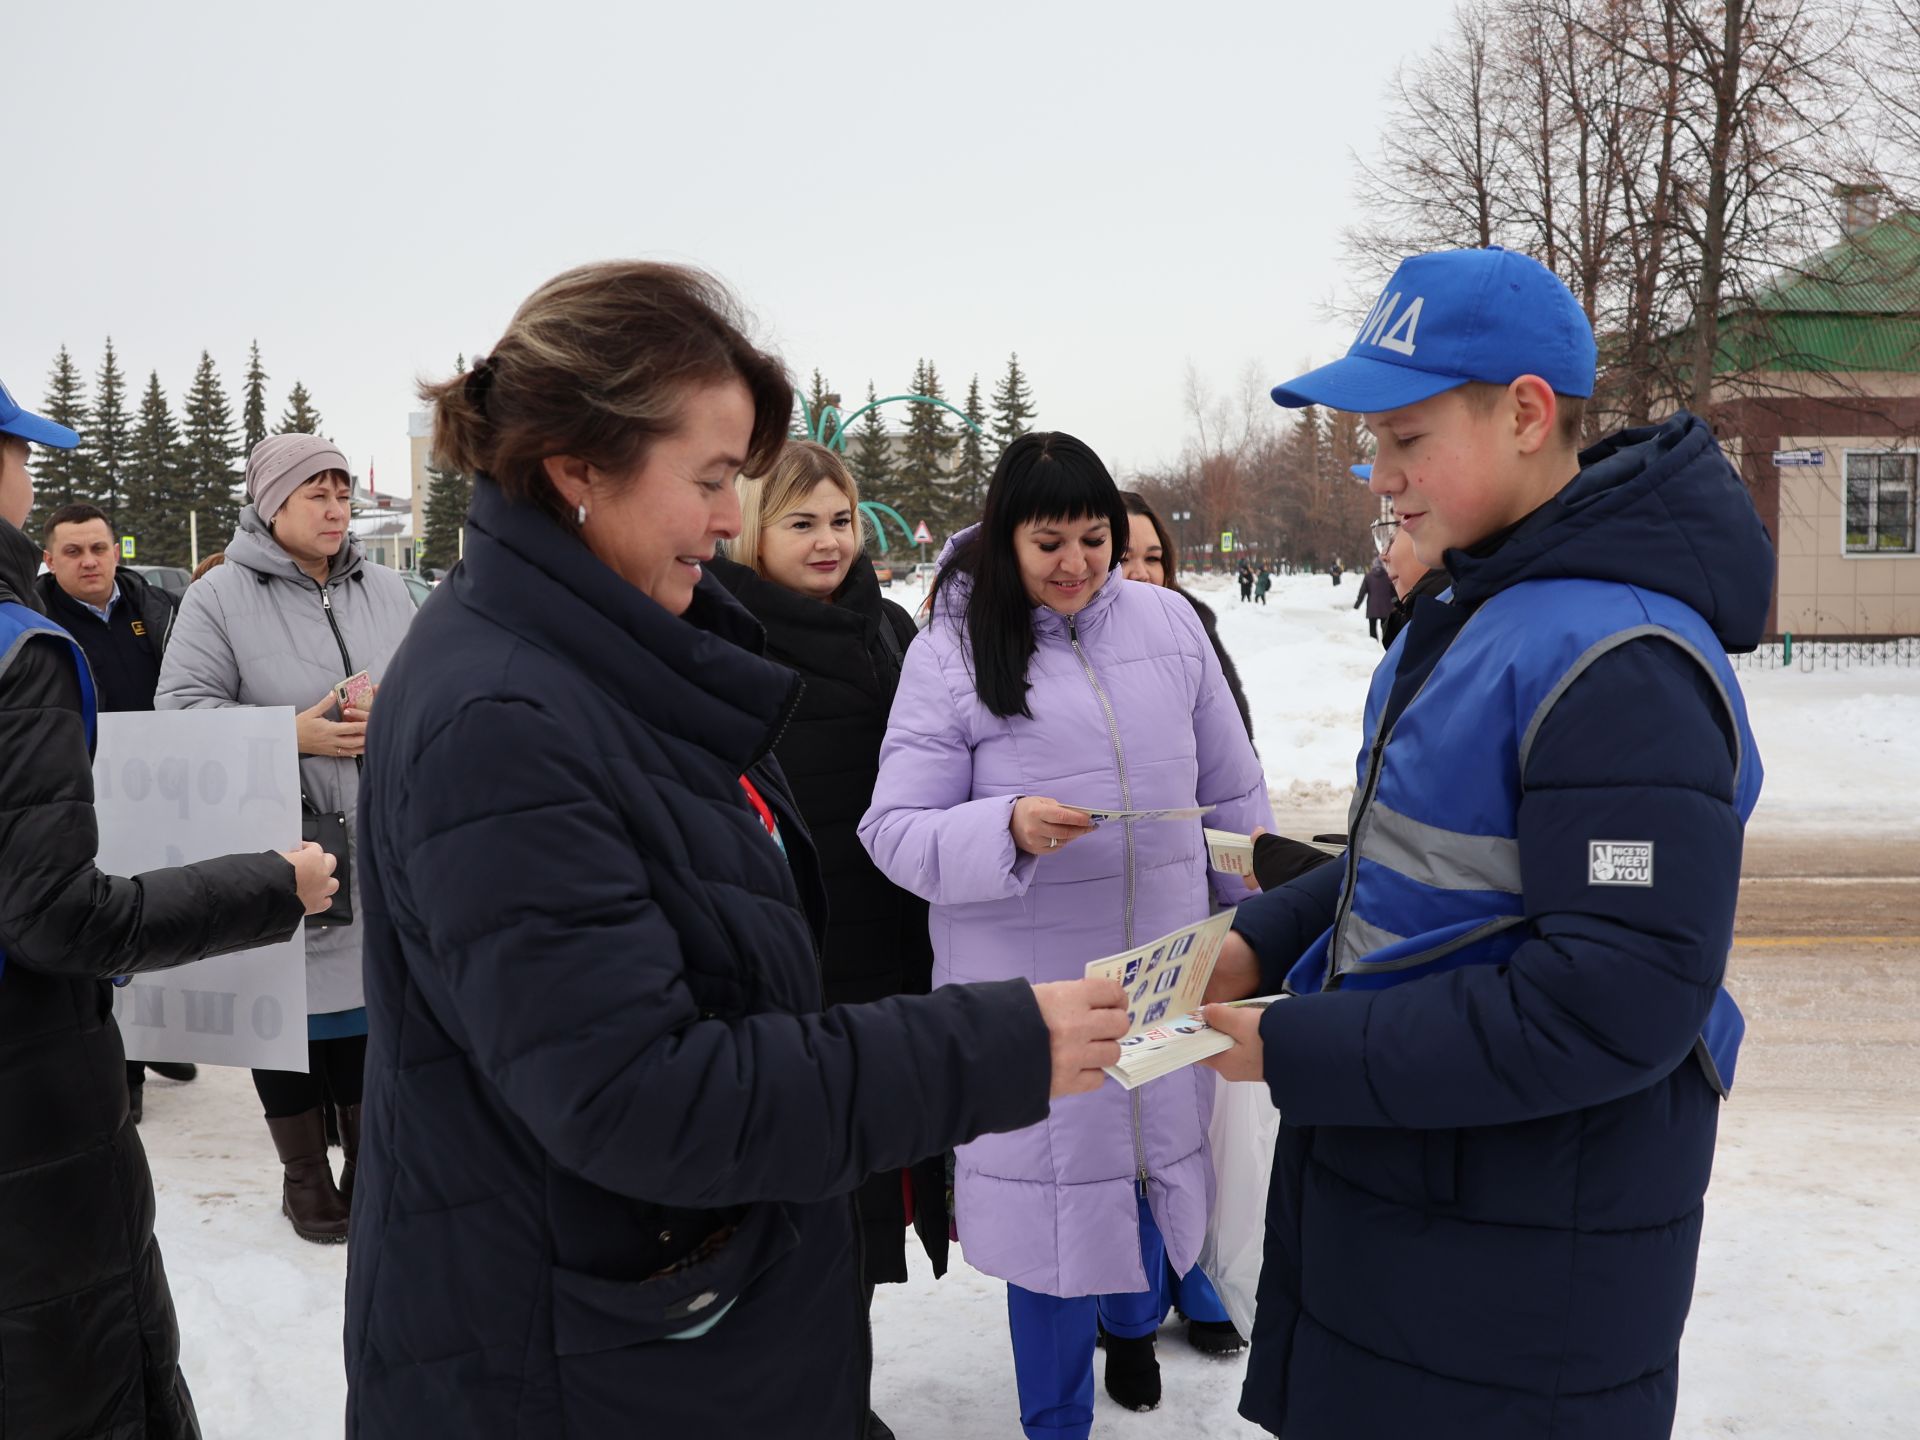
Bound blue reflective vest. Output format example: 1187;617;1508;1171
0;600;98;984
1286;576;1759;1093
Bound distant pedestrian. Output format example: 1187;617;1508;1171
1353;553;1395;643
1254;565;1272;604
1329;558;1344;586
1237;556;1254;602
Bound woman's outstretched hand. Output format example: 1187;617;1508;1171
1032;978;1131;1096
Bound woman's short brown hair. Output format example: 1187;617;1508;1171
731;441;862;577
420;262;792;526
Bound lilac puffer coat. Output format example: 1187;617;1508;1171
860;558;1272;1297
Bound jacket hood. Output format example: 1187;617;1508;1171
226;505;367;586
929;522;1126;636
1447;411;1776;651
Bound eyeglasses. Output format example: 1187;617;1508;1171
1369;518;1400;556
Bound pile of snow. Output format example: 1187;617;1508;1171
1193;569;1920;836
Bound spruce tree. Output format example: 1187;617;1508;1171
420;460;472;575
125;372;187;565
242;340;270;457
85;339;133;530
954;373;991;523
803;368;838;443
850;381;893;499
895;360;960;537
32;346;92;513
991;351;1037;453
280;380;322;436
179;351;242;554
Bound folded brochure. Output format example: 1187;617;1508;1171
1081;909;1280;1089
1074;804;1216;825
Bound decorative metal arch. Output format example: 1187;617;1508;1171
858;500;916;555
792;392;984;452
790;390;985;553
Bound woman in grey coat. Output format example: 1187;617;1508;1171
157;433;415;1242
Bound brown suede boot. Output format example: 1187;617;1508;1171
265;1109;349;1243
338;1103;361;1208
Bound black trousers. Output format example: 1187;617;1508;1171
252;1035;368;1120
1368;616;1380;638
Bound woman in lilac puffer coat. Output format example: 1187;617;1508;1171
861;434;1272;1439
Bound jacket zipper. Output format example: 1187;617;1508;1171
316;580;363;775
1067;615;1148;1192
1327;614;1472;990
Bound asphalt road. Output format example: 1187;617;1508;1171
1268;811;1920;1111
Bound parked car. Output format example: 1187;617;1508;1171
398;572;435;608
912;562;938;584
872;558;894;586
126;564;192;601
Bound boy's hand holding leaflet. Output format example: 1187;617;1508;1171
1082;910;1282;1089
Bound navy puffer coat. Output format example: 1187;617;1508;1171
343;478;1052;1439
1232;413;1774;1439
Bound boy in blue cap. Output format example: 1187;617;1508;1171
1199;248;1774;1439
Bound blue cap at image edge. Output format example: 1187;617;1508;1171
1272;247;1597;414
0;377;80;449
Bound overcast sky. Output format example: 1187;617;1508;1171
6;0;1453;500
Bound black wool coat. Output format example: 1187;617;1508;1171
708;553;948;1282
0;520;302;1440
344;479;1052;1439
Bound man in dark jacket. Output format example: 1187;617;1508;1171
37;501;198;1118
0;384;336;1439
1202;249;1771;1439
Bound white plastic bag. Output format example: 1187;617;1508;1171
1198;1072;1280;1338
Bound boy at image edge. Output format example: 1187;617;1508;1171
1200;246;1774;1440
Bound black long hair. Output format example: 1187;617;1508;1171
929;431;1130;719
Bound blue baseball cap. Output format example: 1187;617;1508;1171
1272;247;1596;414
0;377;80;449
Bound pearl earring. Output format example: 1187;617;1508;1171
575;502;589;527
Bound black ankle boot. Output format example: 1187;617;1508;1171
1186;1317;1246;1356
1102;1330;1161;1412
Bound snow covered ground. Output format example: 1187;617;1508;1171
144;567;1919;1437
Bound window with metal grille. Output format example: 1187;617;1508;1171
1845;452;1917;554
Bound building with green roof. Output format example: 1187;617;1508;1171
1711;207;1920;637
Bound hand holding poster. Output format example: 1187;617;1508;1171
99;708;309;1071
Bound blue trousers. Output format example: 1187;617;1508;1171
1005;1195;1230;1440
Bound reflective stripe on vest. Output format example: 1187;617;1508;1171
0;601;99;984
1289;577;1761;1097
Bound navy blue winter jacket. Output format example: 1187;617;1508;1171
1232;412;1775;1440
342;478;1052;1439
